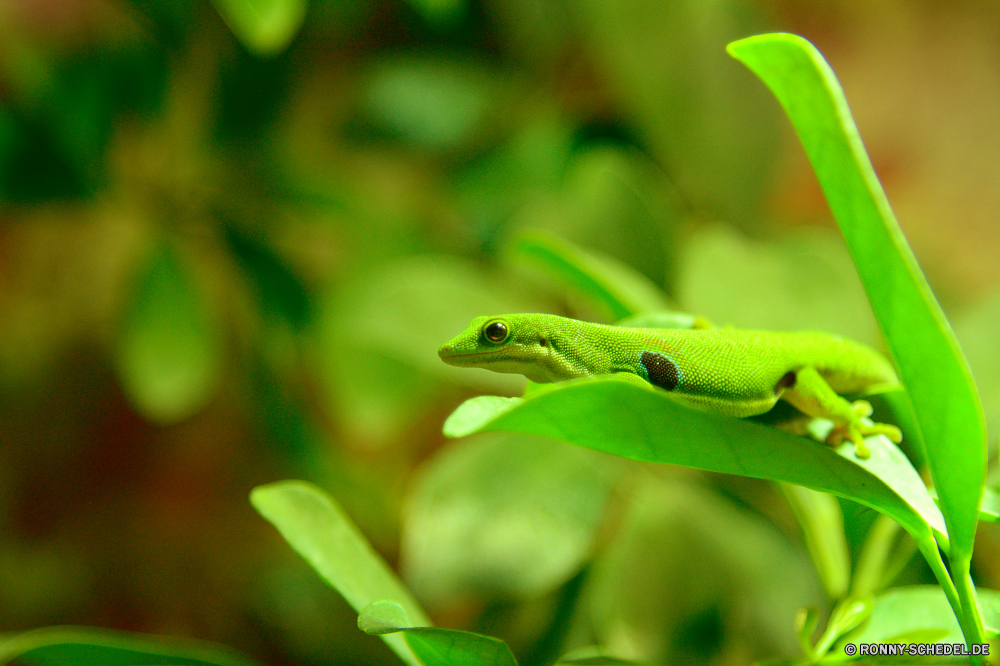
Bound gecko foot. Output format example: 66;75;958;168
825;400;903;459
826;427;872;459
850;400;903;443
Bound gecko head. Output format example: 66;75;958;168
437;314;558;382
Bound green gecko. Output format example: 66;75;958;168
438;313;903;459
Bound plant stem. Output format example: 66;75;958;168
953;557;987;646
917;539;985;659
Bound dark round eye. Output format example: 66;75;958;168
484;321;508;343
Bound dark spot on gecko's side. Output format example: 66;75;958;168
774;371;797;394
641;351;679;391
539;337;548;347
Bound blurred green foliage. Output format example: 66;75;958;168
1;0;999;665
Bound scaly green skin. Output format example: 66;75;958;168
438;313;903;458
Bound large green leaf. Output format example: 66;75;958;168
0;626;262;666
444;378;946;551
115;243;222;425
250;481;431;666
953;287;1000;447
726;32;986;572
401;433;621;607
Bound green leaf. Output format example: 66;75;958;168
842;586;965;645
557;655;653;666
837;586;1000;652
316;254;538;445
953;287;1000;445
401;433;621;606
812;596;873;658
362;57;495;151
569;0;782;223
358;600;413;636
506;229;669;321
851;515;904;597
978;487;1000;523
796;608;821;657
444;378;946;550
0;626;262;666
677;224;879;344
443;397;523;438
211;0;308;58
404;631;517;666
250;481;431;666
357;601;518;666
931;486;1000;524
226;226;311;330
116;243;222;425
727;32;986;570
586;474;820;665
782;484;851;599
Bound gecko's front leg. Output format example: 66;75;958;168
779;366;902;459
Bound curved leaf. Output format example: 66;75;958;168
401;433;621;606
979;487;1000;523
726;32;986;572
782;483;850;599
358;601;518;666
405;631;517;666
0;626;262;666
116;243;222;425
358;600;414;636
212;0;308;58
250;481;431;666
444;378;946;549
506;229;669;322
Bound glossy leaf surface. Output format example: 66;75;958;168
358;600;518;666
727;32;986;568
444;378;946;549
251;481;430;666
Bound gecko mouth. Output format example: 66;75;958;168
437;347;504;365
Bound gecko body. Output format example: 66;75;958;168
438;313;903;458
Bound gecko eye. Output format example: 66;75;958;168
484;321;508;343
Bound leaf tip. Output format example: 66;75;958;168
358;600;412;636
442;396;523;438
726;32;817;62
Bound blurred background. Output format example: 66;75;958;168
1;0;999;664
